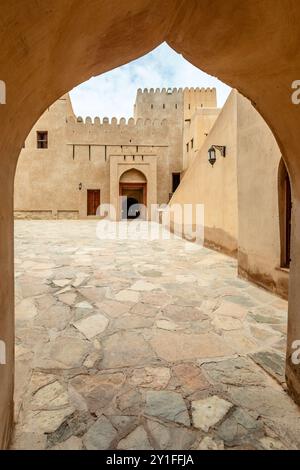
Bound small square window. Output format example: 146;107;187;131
37;131;48;149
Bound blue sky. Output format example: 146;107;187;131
70;43;231;119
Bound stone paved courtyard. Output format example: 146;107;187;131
11;220;300;450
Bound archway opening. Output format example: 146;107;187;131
119;169;147;220
9;42;297;451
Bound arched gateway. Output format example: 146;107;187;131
1;0;300;448
119;169;147;219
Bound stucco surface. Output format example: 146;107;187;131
1;0;300;447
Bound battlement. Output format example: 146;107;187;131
67;115;169;129
136;87;215;95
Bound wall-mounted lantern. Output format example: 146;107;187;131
78;182;82;191
208;145;226;166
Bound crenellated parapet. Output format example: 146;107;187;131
136;86;215;95
66;115;169;129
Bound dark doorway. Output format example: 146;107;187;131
119;182;147;220
87;189;100;216
172;172;181;193
278;160;292;268
126;197;140;219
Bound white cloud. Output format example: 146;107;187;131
69;43;231;119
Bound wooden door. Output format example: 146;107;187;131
87;189;100;216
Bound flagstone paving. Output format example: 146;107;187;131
11;220;300;450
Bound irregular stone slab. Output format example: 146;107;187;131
197;436;225;450
226;385;299;419
117;426;153;450
116;389;144;415
70;372;125;413
176;274;197;283
147;420;197;450
150;331;233;362
192;396;233;431
83;415;117;450
72;313;109;339
53;279;71;288
15;327;49;348
35;294;56;311
130;281;156;291
223;295;255;308
216;408;263;446
250;350;285;384
72;273;89;288
75;301;93;309
100;299;131;318
34;336;89;369
139;270;162;278
130;367;171;389
35;304;72;331
78;286;107;304
115;290;140;303
83;350;103;369
212;315;242;331
223;330;258;354
162;304;206;322
250;325;282;344
23;407;75;433
145;390;190;426
173;363;210;394
109;415;137;433
101;331;156;368
51;436;83;450
16;297;38;322
214;301;247;320
46;410;94;446
28;372;57;395
259;437;286;450
10;432;47;450
202;357;267;387
139;291;172;307
130;302;159;317
156;319;178;331
113;315;153;330
31;381;69;410
18;276;52;297
57;292;77;306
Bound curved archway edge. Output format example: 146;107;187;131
1;0;300;447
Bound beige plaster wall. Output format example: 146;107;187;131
14;92;183;218
236;94;289;298
183;87;217;121
170;90;238;255
183;107;220;170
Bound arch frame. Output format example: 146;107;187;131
1;0;300;448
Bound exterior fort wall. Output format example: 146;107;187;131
170;90;238;256
236;93;289;298
14;89;184;219
169;90;289;298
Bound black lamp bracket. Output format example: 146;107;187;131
212;145;226;157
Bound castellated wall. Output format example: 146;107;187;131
14;93;183;218
134;86;216;122
134;87;184;121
